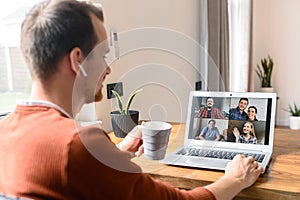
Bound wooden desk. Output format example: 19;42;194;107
109;124;300;200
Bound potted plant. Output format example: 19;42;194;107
110;88;143;138
285;103;300;130
256;55;274;92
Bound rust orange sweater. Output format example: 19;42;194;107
0;105;215;200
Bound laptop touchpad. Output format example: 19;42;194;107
185;157;229;169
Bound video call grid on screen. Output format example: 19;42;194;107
188;96;273;145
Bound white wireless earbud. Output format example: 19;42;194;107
77;62;87;77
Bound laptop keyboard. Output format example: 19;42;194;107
176;148;265;163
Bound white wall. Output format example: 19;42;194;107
253;0;300;126
81;0;300;130
90;0;203;131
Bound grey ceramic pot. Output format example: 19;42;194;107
110;110;139;138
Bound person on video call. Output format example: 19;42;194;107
0;1;263;199
233;122;257;144
195;97;223;119
229;98;249;120
247;106;258;121
195;119;221;141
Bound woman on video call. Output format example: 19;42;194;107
233;122;257;144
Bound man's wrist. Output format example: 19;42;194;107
116;143;122;150
205;175;243;200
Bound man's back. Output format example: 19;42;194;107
0;105;80;199
0;104;140;199
0;104;214;200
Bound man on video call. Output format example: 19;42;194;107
195;97;223;119
0;0;263;199
194;119;221;141
229;98;249;120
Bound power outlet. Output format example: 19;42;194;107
107;82;123;99
195;81;202;91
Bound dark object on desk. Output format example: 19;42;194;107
110;110;139;138
109;88;143;137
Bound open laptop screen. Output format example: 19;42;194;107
187;92;275;146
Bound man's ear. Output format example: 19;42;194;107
69;47;84;76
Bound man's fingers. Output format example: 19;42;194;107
252;161;259;169
246;156;255;164
256;166;264;173
134;145;144;157
233;154;245;161
127;125;142;139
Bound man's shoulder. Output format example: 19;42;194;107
229;107;238;112
199;107;208;111
214;127;220;133
201;126;209;132
212;107;221;111
68;124;110;150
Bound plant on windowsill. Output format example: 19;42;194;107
256;55;274;92
110;88;143;138
284;103;300;130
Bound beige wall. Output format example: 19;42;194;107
253;0;300;125
90;0;202;130
82;0;300;130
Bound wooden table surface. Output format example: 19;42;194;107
109;124;300;200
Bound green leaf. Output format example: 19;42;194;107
124;88;143;114
256;56;274;87
111;90;125;114
286;103;300;116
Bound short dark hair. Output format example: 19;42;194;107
208;119;216;124
248;105;257;113
206;97;214;102
239;98;249;104
20;0;104;81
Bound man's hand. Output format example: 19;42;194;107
204;155;263;200
116;125;144;157
224;154;263;189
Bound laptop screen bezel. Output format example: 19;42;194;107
183;91;277;152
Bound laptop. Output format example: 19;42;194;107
161;91;277;173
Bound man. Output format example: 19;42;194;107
195;119;221;141
229;98;249;120
195;97;223;119
0;1;262;199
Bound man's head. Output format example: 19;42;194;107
208;119;216;129
206;98;214;108
21;0;103;81
21;0;110;107
238;98;248;112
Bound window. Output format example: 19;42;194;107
0;1;42;113
228;0;252;92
